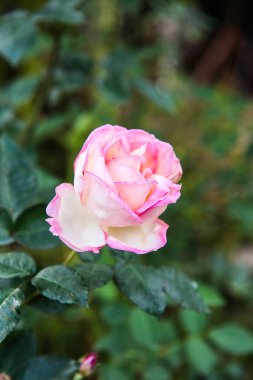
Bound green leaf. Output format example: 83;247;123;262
129;308;177;350
114;263;166;315
198;283;226;307
110;248;135;262
0;252;36;278
0;209;14;246
0;331;36;376
14;205;59;249
185;336;219;375
0;135;38;219
209;324;253;355
129;309;158;350
19;356;77;380
0;288;24;343
144;365;170;380
72;263;113;290
4;75;39;107
0;11;38;65
179;309;208;333
134;78;174;112
34;0;85;25
32;265;89;307
160;268;208;313
34;115;67;141
99;365;129;380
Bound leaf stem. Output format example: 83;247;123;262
63;250;76;266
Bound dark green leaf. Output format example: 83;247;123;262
0;106;15;130
114;263;166;315
3;75;39;107
0;135;38;219
0;11;38;65
30;296;67;315
110;248;135;262
209;324;253;355
34;0;85;25
78;251;99;263
34;115;67;141
14;205;59;249
0;252;36;278
185;336;219;375
0;288;24;343
32;265;89;307
18;356;77;380
134;78;174;112
0;209;14;246
72;263;113;290
160;268;208;313
0;331;36;376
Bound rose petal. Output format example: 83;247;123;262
78;124;126;156
82;172;142;227
107;158;144;182
46;183;106;253
139;205;167;222
155;141;182;182
106;219;168;254
115;180;153;211
105;138;128;161
137;175;181;214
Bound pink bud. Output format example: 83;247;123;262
79;353;98;376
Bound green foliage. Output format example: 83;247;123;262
160;268;208;312
14;205;59;249
0;0;253;378
32;265;89;306
33;0;85;25
0;11;38;65
185;336;219;375
0;331;36;376
18;356;77;380
0;209;14;246
114;263;207;315
0;252;36;278
0;136;38;219
72;263;113;290
0;288;24;343
114;263;167;315
209;324;253;355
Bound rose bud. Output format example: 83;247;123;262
46;125;182;254
79;352;98;376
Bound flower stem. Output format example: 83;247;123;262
63;250;76;266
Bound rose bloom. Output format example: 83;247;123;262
46;125;182;254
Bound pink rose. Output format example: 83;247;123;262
46;125;182;254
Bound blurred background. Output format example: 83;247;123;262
0;0;253;379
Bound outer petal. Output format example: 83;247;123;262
74;125;127;192
46;183;106;253
155;141;182;182
82;172;142;227
106;219;168;254
76;125;126;157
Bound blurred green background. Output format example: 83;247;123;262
0;0;253;379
